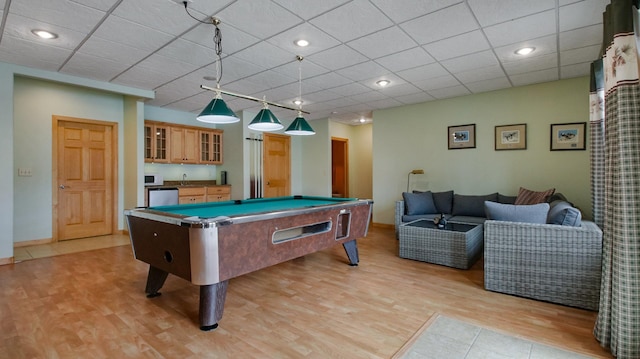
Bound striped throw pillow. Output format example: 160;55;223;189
514;187;555;205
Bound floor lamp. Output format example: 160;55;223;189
407;169;424;192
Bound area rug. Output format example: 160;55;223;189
392;314;594;359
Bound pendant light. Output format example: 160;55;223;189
285;55;315;135
190;14;239;124
248;100;284;131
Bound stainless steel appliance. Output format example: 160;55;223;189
148;187;179;207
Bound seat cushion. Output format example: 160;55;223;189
452;193;498;217
431;190;454;214
403;191;437;215
484;201;550;224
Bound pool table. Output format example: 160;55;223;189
125;195;373;331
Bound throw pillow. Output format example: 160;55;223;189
484;201;550;224
452;193;498;217
514;187;555;205
547;200;582;226
431;190;454;214
403;191;437;215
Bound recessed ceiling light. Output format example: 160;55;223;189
294;39;309;47
376;80;390;87
293;99;303;106
31;29;58;39
515;47;535;55
359;118;366;123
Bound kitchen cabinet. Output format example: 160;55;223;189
144;122;169;163
170;127;199;164
200;130;223;164
206;186;231;202
178;187;206;204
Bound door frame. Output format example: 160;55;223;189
51;115;119;242
331;137;349;198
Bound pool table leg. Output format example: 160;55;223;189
199;280;229;331
343;240;359;266
145;265;169;298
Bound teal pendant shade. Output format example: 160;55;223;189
197;97;240;124
248;108;283;131
285;115;315;135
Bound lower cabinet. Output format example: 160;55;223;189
206;186;231;202
178;186;231;204
178;187;205;204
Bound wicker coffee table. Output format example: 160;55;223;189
398;219;484;269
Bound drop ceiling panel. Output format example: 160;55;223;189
347;26;417;59
423;30;491;61
400;3;478;45
61;52;131;81
309;0;393;42
93;15;174;52
216;1;302;39
336;61;391;82
465;77;511;93
370;0;462;23
329;82;373;97
69;0;120;12
510;68;558;86
561;62;591;78
396;62;449;83
233;41;299;70
10;0;106;33
560;45;601;66
559;24;603;50
306;45;368;71
182;23;260;56
559;0;609;31
467;0;556;27
394;92;435;105
266;22;341;57
375;47;435;72
503;53;558;75
483;10;556;47
453;64;506;83
271;0;349;20
494;35;557;63
0;36;71;71
441;50;500;74
76;36;148;66
412;74;461;91
157;38;218;67
428;85;470;99
4;14;88;50
112;0;200;36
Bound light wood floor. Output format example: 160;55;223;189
1;226;612;358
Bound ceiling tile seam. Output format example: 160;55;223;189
370;0;466;28
0;0;12;46
57;0;124;72
108;5;226;83
462;0;513;89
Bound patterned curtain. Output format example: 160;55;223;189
591;1;640;358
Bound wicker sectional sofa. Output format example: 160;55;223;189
394;189;603;310
484;219;602;310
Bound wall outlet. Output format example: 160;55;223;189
18;168;32;177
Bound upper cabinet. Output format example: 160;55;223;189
144;122;169;163
200;129;223;165
145;120;223;165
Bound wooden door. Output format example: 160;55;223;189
331;137;349;198
54;117;117;241
263;133;290;198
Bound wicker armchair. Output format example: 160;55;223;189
484;220;603;310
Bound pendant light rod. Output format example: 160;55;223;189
200;85;310;115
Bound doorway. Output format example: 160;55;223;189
331;137;349;198
52;116;118;241
263;133;291;198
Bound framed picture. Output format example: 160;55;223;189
447;124;476;149
495;123;527;150
550;122;586;151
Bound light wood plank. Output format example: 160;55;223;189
0;227;612;358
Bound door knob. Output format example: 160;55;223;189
59;185;66;189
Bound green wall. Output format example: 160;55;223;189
372;77;591;225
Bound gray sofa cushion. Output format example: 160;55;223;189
547;200;582;226
498;194;517;204
484;201;550;224
403;191;437;215
452;193;498;217
432;190;454;214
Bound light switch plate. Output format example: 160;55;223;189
18;168;32;176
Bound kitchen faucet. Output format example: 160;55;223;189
181;173;187;186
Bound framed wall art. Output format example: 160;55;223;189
495;123;527;150
447;124;476;149
550;122;586;151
